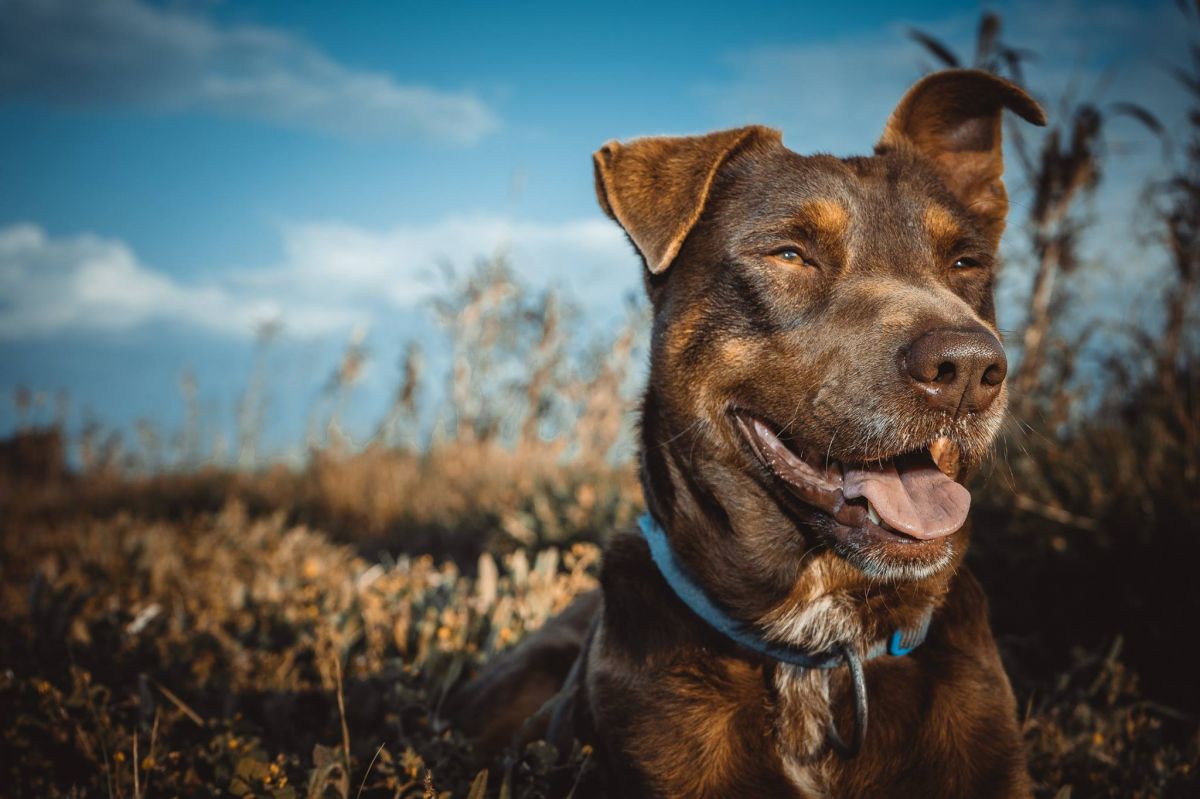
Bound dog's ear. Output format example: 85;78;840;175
593;126;781;273
877;69;1046;238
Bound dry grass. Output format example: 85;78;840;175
1;499;601;798
1;443;1197;797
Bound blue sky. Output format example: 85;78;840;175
0;0;1191;460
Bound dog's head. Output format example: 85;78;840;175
595;70;1045;597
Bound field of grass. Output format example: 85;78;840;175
0;417;1197;798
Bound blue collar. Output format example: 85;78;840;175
637;512;932;670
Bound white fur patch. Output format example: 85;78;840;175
762;593;859;654
773;665;835;796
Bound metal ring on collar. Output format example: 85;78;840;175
825;642;868;759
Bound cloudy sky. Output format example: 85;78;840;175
0;0;1190;457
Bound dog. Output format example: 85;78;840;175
448;69;1046;797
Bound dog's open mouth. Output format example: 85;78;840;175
734;413;971;542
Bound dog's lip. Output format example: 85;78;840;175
732;411;967;541
732;413;853;521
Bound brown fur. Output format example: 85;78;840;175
450;69;1045;797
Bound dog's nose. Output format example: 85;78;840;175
903;327;1007;413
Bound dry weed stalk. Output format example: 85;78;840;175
237;319;282;468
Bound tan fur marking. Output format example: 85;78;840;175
805;199;850;239
717;336;762;371
666;302;710;361
924;204;962;246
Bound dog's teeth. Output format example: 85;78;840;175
867;501;882;526
929;435;960;478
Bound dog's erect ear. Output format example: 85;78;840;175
593;126;781;273
877;69;1046;238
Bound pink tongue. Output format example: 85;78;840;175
842;454;970;540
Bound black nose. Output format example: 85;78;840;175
903;326;1007;413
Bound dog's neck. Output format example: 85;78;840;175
639;391;948;655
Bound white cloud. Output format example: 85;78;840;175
0;223;357;337
0;0;498;143
263;215;635;310
0;217;637;340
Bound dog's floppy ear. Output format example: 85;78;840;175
593;126;781;273
877;69;1046;238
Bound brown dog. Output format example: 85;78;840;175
449;69;1046;797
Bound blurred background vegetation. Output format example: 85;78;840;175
2;6;1199;799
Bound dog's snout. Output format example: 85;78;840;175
903;327;1007;413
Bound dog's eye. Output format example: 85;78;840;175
769;248;817;268
952;256;982;270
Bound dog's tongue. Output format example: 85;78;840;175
842;454;970;540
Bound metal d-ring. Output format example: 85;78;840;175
825;642;868;759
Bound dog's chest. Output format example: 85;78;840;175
772;666;837;798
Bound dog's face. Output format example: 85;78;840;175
596;71;1045;587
